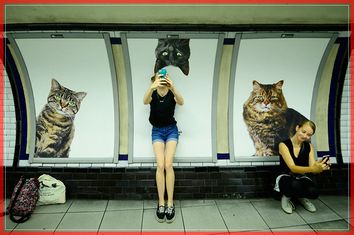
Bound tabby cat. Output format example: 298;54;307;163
34;79;87;158
243;80;307;156
154;38;191;75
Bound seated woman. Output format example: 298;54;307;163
274;120;331;214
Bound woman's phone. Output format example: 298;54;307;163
322;155;330;164
159;68;167;79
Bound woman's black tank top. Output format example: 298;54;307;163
279;139;310;174
149;90;176;127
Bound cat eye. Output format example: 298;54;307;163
256;96;264;101
54;95;61;101
68;101;76;106
270;96;278;101
176;52;182;56
162;52;168;56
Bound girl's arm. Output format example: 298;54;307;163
143;85;155;105
308;143;331;170
143;74;162;105
308;143;316;167
165;75;184;105
279;142;325;174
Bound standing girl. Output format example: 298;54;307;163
143;70;184;223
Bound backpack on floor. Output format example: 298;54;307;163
37;174;66;205
6;176;40;223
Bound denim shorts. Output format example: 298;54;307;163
152;124;179;144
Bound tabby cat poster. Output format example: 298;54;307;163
232;37;330;157
15;37;116;160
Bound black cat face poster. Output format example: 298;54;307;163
154;39;191;75
128;37;217;162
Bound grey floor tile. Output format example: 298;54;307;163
295;199;341;224
271;224;315;232
181;199;216;207
3;199;10;213
143;200;157;209
206;233;231;235
13;213;64;232
142;207;184;232
5;197;348;234
218;201;269;231
215;199;251;206
4;216;18;231
67;200;107;212
249;198;275;202
144;200;181;209
100;209;142;231
56;212;104;231
310;219;350;232
345;217;354;225
106;200;143;211
319;195;350;219
252;200;306;228
34;200;73;213
182;205;227;232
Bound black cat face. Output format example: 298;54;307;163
154;39;191;75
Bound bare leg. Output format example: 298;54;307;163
165;141;177;207
153;141;166;206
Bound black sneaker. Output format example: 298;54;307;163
165;204;175;223
155;205;165;223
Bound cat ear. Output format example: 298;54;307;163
51;79;61;90
252;80;261;91
179;62;190;75
76;92;87;101
275;80;284;90
154;59;167;73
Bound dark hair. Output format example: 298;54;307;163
298;120;316;134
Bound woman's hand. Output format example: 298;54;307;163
163;74;184;105
144;73;167;105
321;156;331;171
311;158;331;174
150;73;167;90
165;75;174;89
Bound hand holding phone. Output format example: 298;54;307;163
322;155;330;164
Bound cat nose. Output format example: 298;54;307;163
61;101;68;107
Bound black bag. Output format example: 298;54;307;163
6;176;40;223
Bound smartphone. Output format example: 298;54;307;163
322;155;330;164
159;68;167;79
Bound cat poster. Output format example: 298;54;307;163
128;36;218;162
35;79;87;158
14;36;117;162
231;37;330;158
154;39;191;75
242;80;307;156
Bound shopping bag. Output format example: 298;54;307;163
37;174;66;205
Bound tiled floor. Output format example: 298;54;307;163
3;196;351;234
